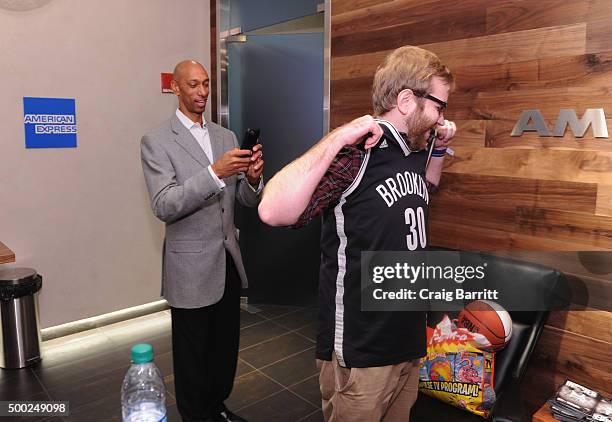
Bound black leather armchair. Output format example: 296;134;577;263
410;252;566;422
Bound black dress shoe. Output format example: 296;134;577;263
213;407;248;422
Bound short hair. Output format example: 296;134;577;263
372;46;453;115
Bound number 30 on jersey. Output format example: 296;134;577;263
404;206;427;250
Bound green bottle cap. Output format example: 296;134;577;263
131;343;154;364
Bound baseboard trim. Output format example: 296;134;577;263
41;296;251;341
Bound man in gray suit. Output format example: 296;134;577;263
141;60;263;422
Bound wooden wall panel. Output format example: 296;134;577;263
485;0;589;35
448;86;612;121
533;326;612;393
452;51;612;93
332;23;586;82
516;207;612;248
523;325;612;413
330;76;372;127
597;184;612;216
586;0;612;53
0;241;15;264
442;147;612;185
547;310;612;344
332;6;487;57
452;121;486;147
433;173;597;213
331;0;394;17
430;199;518;232
423;23;587;67
428;220;611;251
330;0;612;411
332;0;456;34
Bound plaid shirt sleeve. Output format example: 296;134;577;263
292;146;364;228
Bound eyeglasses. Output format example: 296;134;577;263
412;90;447;113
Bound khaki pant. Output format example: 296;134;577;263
318;353;420;422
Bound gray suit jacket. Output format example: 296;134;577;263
141;114;261;308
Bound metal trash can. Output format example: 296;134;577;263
0;268;43;369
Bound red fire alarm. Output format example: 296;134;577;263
161;73;173;93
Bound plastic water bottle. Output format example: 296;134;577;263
121;343;167;422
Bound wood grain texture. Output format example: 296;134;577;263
451;51;612;93
486;0;589;35
429;198;517;232
433;173;597;214
446;86;612;121
516;207;612;249
546;310;612;344
532;403;555;422
329;74;372;128
429;193;600;240
429;220;610;251
332;82;612;127
331;49;387;81
332;6;487;57
452;59;539;93
331;0;394;17
0;241;15;264
520;370;572;417
451;121;486;147
596;184;612;216
333;57;612;126
529;325;612;395
586;0;612;54
331;24;587;81
442;147;612;185
424;23;587;68
332;0;449;34
522;328;612;415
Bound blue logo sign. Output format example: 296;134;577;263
23;97;77;148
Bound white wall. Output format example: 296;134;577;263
0;0;211;327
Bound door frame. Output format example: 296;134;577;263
212;0;330;134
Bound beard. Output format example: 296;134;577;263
405;107;437;151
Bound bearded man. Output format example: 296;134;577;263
258;46;456;422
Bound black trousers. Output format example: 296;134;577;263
171;251;241;422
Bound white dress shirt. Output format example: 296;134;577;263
175;109;262;193
175;109;225;189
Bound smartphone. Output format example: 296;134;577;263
241;128;260;150
427;128;437;144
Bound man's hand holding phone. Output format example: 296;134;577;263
246;143;264;185
212;127;265;180
241;128;264;185
211;149;253;179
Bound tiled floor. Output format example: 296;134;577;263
0;305;323;422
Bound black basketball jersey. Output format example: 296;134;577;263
317;119;430;368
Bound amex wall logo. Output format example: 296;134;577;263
511;109;609;138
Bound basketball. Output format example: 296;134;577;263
457;300;512;351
